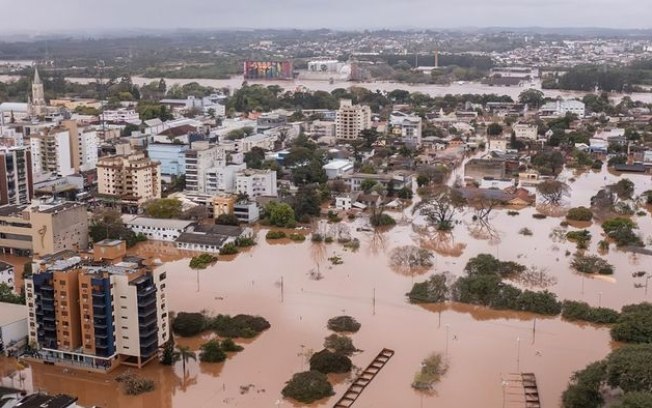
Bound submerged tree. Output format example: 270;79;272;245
536;180;570;205
390;246;435;277
416;188;466;231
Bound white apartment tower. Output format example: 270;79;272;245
235;169;278;198
335;99;372;140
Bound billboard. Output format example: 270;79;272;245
244;60;293;80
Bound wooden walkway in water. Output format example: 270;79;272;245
332;348;395;408
503;373;542;408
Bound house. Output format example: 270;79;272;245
488;138;509;151
0;302;28;356
356;193;383;208
518;170;541;185
345;172;412;193
513;124;538;140
464;159;506;180
335;196;353;211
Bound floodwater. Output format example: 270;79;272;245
1;74;651;103
5;165;651;407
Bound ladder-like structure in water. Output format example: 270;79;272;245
521;373;541;407
332;348;395;408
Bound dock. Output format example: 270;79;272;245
332;348;395;408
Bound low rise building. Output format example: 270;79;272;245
345;172;412;193
175;224;248;253
146;143;189;177
513;123;538;140
464;159;507;180
121;215;194;242
323;159;354;179
540;100;586;117
390;112;423;147
233;201;260;223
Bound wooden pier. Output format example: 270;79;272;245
502;372;542;408
332;348;395;408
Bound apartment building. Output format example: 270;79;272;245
29;129;74;178
513;123;539;140
235;169;278;198
206;163;247;194
25;240;168;372
184;142;225;194
97;153;161;205
390;112;423;147
0;146;33;205
335;99;372;140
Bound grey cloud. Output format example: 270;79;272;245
3;0;651;33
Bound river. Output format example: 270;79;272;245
1;74;651;103
2;165;649;407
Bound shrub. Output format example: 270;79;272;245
562;300;620;324
412;353;448;390
199;339;227;363
566;230;592;250
209;314;271;338
323;334;357;356
172;312;207;337
369;213;396;227
507;211;520;216
519;227;533;236
567;207;593;222
516;290;563;315
289;233;306;242
532;213;547;219
602;217;643;247
328;255;343;265
189;253;217;269
611;303;652;343
327;316;361;333
309;349;352;374
324;236;334;243
343;239;360;251
116;372;155;395
281;371;334;403
407;274;449;303
235;235;256;247
571;254;614;275
221;338;244;353
311;233;324;242
266;230;287;240
219;243;239;255
216;213;240;226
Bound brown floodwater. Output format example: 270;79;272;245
2;166;650;407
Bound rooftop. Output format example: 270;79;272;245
176;232;228;247
122;215;195;231
14;393;78;408
0;204;28;218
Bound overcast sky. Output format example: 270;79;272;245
4;0;652;33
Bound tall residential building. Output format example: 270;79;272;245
60;120;99;172
31;67;46;116
335;99;371;140
25;240;169;371
97;153;161;205
235;169;278;198
0;146;33;205
184;141;225;194
206;163;246;194
29;129;75;178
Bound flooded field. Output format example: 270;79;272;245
2;167;650;407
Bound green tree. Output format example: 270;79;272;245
606;344;652;392
281;371;334;404
144;198;183;219
518;89;545;108
216;213;240;226
486;122;503;136
172;312;206;337
611;303;652;344
309;349;352;374
160;338;178;365
360;179;378;193
265;202;296;227
199;339;227;363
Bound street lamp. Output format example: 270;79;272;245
501;379;509;408
598;292;603;308
445;324;450;357
516;336;521;372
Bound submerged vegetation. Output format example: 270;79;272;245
172;312;271;338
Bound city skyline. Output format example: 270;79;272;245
3;0;652;34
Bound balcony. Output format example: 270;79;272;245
138;296;157;308
137;286;156;297
139;326;158;339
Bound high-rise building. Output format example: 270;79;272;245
184;141;225;194
0;146;33;205
97;153;161;205
25;240;169;371
29;128;75;178
335;99;371;140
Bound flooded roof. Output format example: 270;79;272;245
193;224;244;237
176;232;228;246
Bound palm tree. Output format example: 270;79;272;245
174;345;196;374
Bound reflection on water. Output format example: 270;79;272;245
2;167;651;407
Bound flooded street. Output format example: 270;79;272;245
4;165;649;407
